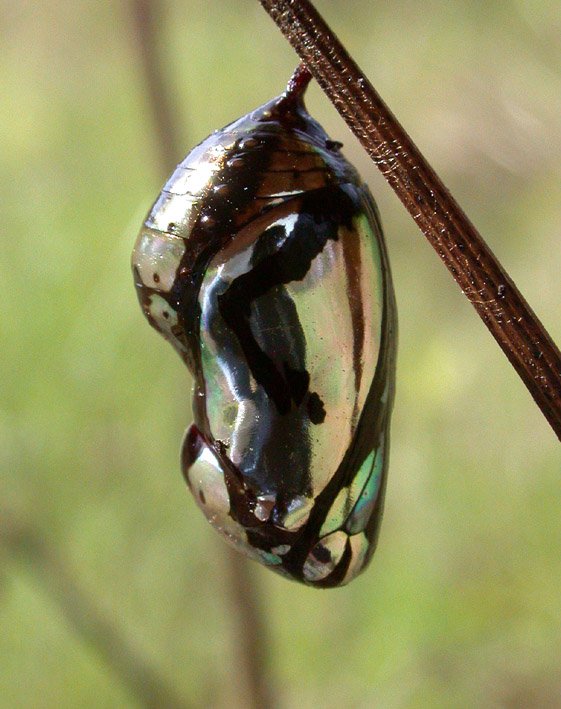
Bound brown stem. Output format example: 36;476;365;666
260;0;561;440
129;0;182;174
223;548;275;709
128;2;274;706
0;511;188;709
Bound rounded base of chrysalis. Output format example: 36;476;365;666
181;424;383;588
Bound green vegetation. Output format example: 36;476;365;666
1;1;560;706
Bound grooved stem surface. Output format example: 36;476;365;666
260;0;561;440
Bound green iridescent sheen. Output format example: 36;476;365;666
347;442;385;535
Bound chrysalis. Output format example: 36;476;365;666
132;67;397;587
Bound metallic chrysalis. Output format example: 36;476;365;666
131;67;397;587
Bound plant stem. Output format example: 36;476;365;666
260;0;561;440
129;3;274;707
1;511;188;709
223;547;275;709
129;0;181;175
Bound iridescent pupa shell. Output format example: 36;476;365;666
132;69;397;587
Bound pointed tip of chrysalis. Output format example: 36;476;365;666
273;64;313;117
256;64;313;126
285;63;313;100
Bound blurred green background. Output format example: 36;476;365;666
2;1;561;707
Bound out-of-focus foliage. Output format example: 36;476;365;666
1;1;561;707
